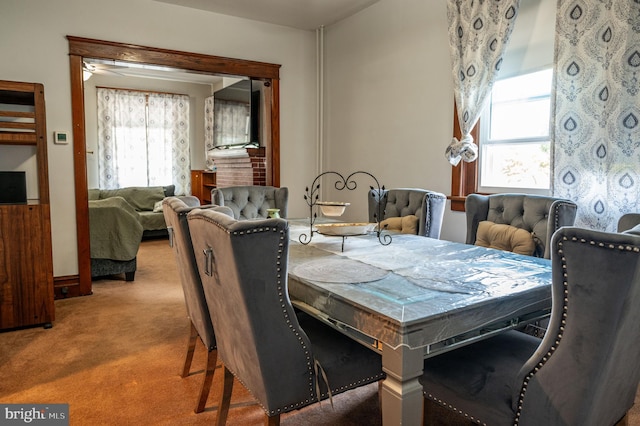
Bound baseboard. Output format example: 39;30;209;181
54;275;92;299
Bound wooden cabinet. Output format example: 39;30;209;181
191;170;216;204
0;80;54;330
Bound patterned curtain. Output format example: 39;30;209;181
204;95;215;154
96;88;147;189
96;88;190;194
445;0;520;166
553;1;640;231
147;93;190;195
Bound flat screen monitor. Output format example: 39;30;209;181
0;171;28;204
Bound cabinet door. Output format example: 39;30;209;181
191;170;204;203
0;204;54;329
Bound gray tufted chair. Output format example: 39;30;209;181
465;193;577;259
618;213;640;232
211;185;288;220
368;188;447;238
421;226;640;426
162;196;234;413
186;209;385;425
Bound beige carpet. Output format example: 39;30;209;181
0;239;384;425
0;238;638;425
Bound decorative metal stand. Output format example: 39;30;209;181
299;171;392;248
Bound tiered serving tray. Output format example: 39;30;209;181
299;170;391;249
314;222;375;236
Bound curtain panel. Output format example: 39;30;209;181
204;95;215;154
147;93;190;195
96;89;147;189
445;0;520;166
552;1;640;231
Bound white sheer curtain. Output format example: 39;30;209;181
147;93;190;195
96;88;190;194
445;0;520;166
552;1;640;231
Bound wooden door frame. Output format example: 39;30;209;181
67;36;281;297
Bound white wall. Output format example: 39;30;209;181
323;0;467;242
0;0;317;276
321;0;555;243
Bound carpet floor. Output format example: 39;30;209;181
1;238;639;425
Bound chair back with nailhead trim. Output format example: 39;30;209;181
186;209;384;420
465;193;577;259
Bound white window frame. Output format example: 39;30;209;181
477;67;553;196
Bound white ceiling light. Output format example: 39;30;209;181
83;62;95;81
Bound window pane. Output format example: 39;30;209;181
491;69;553;102
480;68;553;191
490;98;551;140
480;142;550;189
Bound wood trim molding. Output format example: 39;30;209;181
54;275;83;299
67;36;281;296
69;53;92;296
67;36;281;80
449;104;479;212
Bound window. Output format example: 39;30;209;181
96;88;190;194
478;68;553;193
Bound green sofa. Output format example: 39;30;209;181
88;185;175;238
88;185;175;280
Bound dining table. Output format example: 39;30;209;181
285;220;553;426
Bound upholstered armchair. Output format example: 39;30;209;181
421;226;640;426
186;209;385;425
618;213;640;232
368;188;447;238
465;193;578;259
162;196;233;413
211;185;288;220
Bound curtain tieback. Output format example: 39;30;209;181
445;134;478;166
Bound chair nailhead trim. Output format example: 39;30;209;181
512;233;640;424
425;231;639;426
190;215;388;415
425;393;485;425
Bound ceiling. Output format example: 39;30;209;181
86;0;381;83
153;0;380;30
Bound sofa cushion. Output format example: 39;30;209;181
88;188;101;200
474;221;536;256
163;185;175;197
138;211;168;231
99;186;166;211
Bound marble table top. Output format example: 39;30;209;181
286;221;552;353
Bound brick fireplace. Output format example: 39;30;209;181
213;147;267;188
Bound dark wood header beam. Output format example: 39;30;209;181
67;36;280;80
